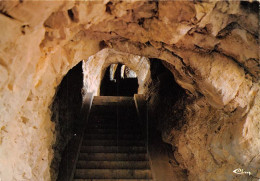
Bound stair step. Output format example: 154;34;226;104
74;169;152;179
85;129;142;134
76;160;150;169
89;120;139;123
91;106;136;110
90;109;136;115
86;127;142;131
74;179;153;181
88;122;140;126
82;140;146;146
87;123;141;128
78;153;148;161
92;100;134;104
90;111;136;115
92;96;134;102
80;146;146;153
92;101;135;105
90;116;118;120
90;111;118;115
92;103;135;107
84;134;144;140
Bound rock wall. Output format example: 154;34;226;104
50;62;83;180
82;48;151;96
0;1;259;181
147;59;187;134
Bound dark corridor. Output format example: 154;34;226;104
100;64;138;96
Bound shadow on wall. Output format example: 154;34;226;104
100;63;138;96
50;61;83;180
148;58;187;136
146;59;189;180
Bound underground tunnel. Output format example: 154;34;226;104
0;1;259;181
100;63;139;96
54;54;188;180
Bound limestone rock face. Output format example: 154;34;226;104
82;48;151;96
0;1;259;181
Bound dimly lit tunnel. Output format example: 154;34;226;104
100;63;139;96
54;57;187;180
0;1;259;181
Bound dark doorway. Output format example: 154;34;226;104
100;64;138;96
52;61;83;180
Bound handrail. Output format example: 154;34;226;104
134;94;157;180
133;93;148;148
81;93;94;121
69;92;94;181
134;94;146;121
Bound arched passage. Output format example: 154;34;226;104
100;63;138;96
50;61;83;178
55;51;189;181
82;48;151;96
0;1;259;181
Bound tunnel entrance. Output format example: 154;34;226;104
100;63;138;96
148;58;187;135
51;61;84;179
56;56;188;181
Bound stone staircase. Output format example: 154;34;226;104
72;96;153;181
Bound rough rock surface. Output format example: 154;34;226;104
0;1;259;181
82;48;151;96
